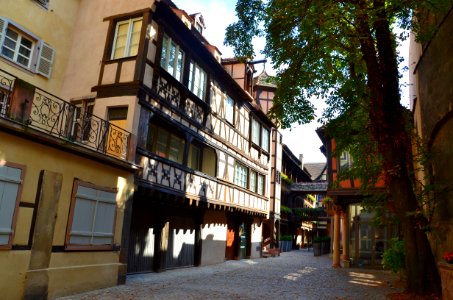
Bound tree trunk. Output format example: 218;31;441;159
354;1;441;296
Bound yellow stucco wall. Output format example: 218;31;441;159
0;0;80;95
0;131;134;299
0;251;30;300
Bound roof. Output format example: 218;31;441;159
253;70;277;88
304;162;326;181
291;181;328;192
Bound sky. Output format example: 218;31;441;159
171;0;410;163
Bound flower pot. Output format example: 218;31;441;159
313;242;322;256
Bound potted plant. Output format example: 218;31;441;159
313;236;322;256
443;251;453;264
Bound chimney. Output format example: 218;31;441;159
299;154;304;169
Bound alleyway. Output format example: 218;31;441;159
59;250;402;300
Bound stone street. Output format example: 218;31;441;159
58;250;403;300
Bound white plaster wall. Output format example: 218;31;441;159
201;211;227;266
250;221;263;258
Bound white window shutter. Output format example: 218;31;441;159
37;42;55;78
0;18;7;48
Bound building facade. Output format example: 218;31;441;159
0;1;137;299
57;0;282;275
316;128;395;268
409;5;453;296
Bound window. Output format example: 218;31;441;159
147;123;185;164
339;151;352;171
111;17;142;59
0;163;23;249
225;96;234;124
261;127;269;152
0;18;55;77
257;174;265;195
188;62;207;100
66;180;117;250
2;27;34;68
33;0;49;9
234;162;248;188
249;171;257;193
72;99;94;142
250;117;270;152
251;119;260;145
161;34;184;81
188;144;201;171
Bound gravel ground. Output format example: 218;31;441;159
58;250;402;300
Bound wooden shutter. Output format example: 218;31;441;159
69;184;116;246
0;165;21;245
36;42;55;78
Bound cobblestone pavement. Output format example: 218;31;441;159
59;250;403;300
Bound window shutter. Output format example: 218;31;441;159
0;18;7;48
0;166;21;245
37;42;55;78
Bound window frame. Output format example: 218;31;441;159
146;123;186;164
225;96;235;125
249;170;257;193
188;143;202;171
0;162;25;250
160;33;185;82
188;61;207;100
65;180;118;251
0;18;55;78
110;17;143;60
339;151;352;172
2;27;35;69
234;162;248;189
257;174;265;196
250;116;270;153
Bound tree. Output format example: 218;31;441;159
225;0;452;296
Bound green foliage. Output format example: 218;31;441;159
280;204;292;214
294;207;325;219
280;235;292;241
280;172;293;184
313;236;330;243
382;238;406;274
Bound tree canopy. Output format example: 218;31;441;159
225;0;453;296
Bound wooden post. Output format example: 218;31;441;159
23;170;63;300
332;207;341;268
341;206;350;266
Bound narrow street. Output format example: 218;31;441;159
59;250;402;300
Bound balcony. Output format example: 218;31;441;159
137;151;268;215
0;69;132;162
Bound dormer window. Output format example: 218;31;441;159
190;13;205;35
194;22;202;34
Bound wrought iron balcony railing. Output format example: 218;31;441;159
0;69;131;161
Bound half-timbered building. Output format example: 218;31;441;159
58;0;282;275
316;127;396;268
